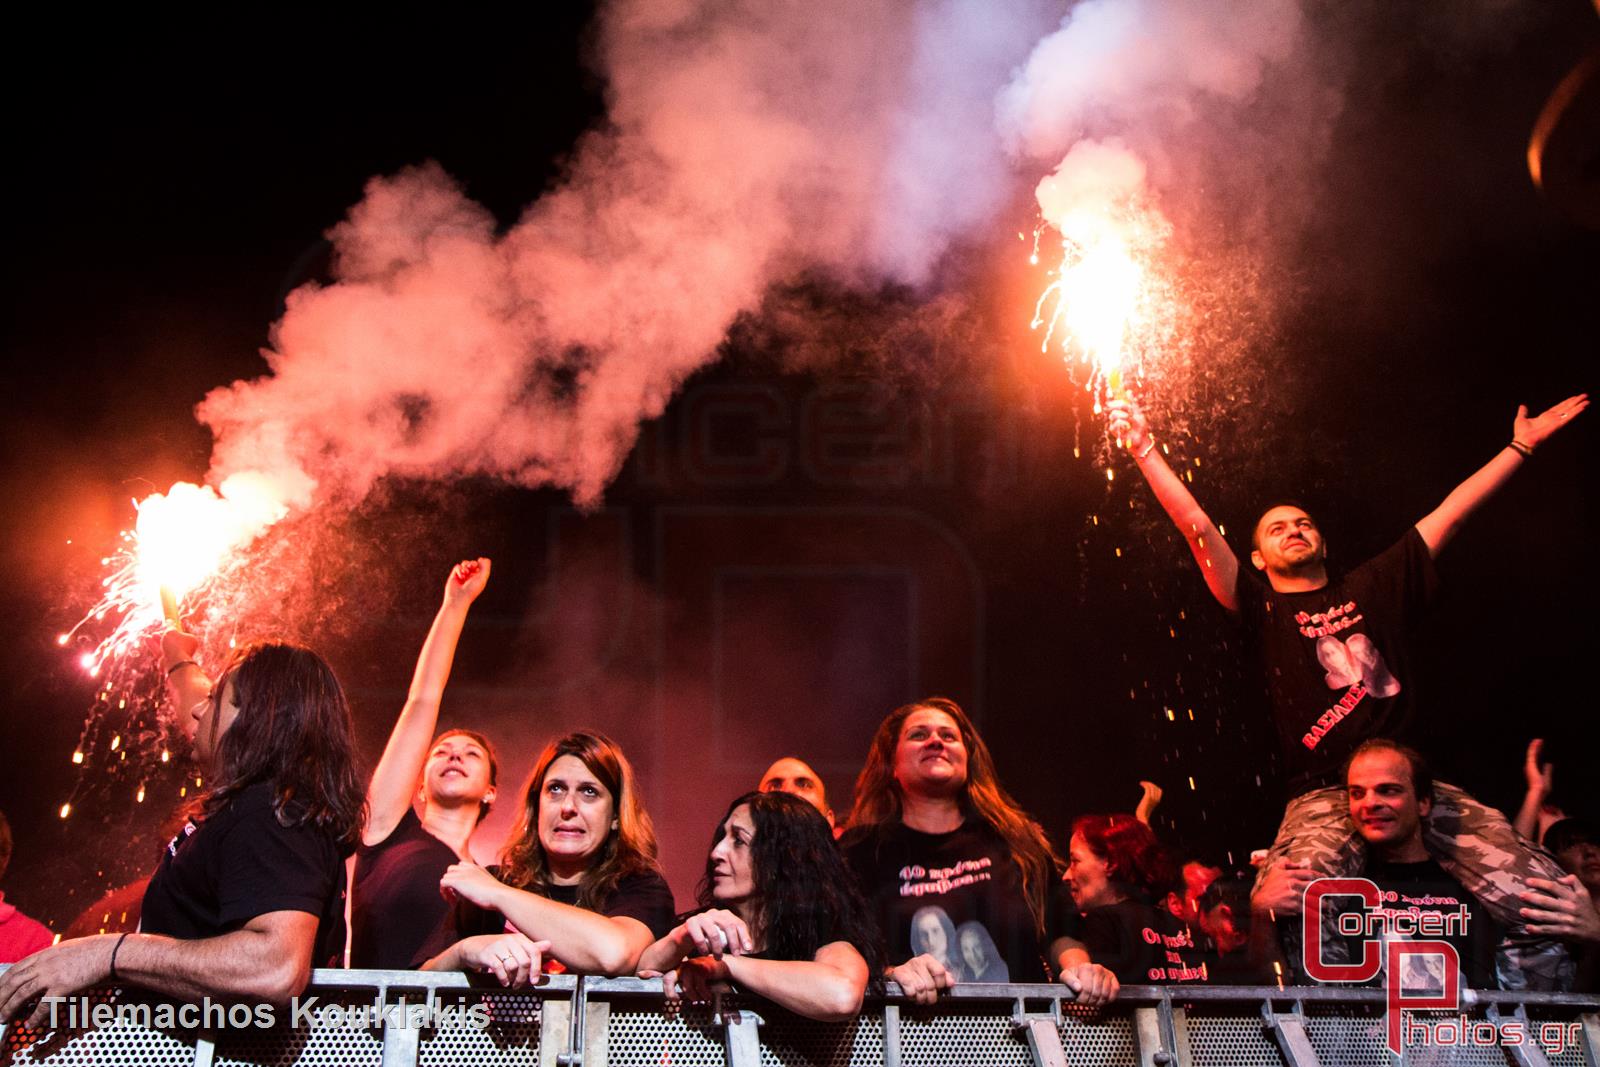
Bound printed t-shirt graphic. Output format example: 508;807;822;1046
842;818;1078;983
1236;528;1438;793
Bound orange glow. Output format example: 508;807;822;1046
134;476;287;607
1027;141;1177;410
61;472;290;680
1031;201;1172;400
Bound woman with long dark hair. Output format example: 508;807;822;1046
1068;814;1206;985
352;559;502;969
637;791;883;1021
421;731;674;984
841;697;1117;1005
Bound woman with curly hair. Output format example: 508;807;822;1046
638;791;884;1021
840;698;1117;1005
421;731;674;984
1068;814;1206;985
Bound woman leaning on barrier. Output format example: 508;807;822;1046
351;558;502;970
838;698;1118;1006
637;791;885;1022
419;731;674;984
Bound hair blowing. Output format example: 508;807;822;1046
193;642;367;848
844;697;1062;939
499;731;662;912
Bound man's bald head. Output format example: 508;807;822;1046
759;757;833;825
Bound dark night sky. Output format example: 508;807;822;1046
1;7;1595;925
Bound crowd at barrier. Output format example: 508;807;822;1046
0;394;1594;1033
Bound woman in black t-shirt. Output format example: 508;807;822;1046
421;731;674;984
838;698;1117;1005
1068;814;1205;985
638;791;883;1021
352;559;502;970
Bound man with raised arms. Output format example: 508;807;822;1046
1109;392;1586;987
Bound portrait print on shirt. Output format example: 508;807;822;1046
908;905;1011;983
1316;634;1400;698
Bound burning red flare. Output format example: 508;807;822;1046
1028;140;1177;408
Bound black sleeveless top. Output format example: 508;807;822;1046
350;807;460;969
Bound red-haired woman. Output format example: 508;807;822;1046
1067;814;1206;985
421;731;674;984
352;559;503;969
840;698;1117;1005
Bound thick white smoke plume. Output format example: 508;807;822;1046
196;0;1311;513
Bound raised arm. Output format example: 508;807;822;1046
1107;397;1240;612
1134;780;1163;825
1415;395;1587;557
434;863;656;976
0;912;319;1028
365;558;491;844
161;627;213;721
1512;738;1569;843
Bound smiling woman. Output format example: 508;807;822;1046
419;731;675;984
351;560;502;971
839;698;1118;1007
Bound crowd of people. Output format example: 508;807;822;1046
0;394;1593;1029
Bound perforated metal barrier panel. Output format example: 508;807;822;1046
2;969;1596;1067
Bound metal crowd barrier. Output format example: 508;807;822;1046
2;967;1597;1067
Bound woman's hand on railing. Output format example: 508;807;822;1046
454;932;553;988
1057;962;1119;1009
886;954;953;1005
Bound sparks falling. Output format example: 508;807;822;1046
53;472;292;821
1028;140;1178;407
59;474;289;679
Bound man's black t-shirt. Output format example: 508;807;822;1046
1324;858;1498;991
840;818;1078;984
1079;901;1207;985
350;807;460;969
1235;528;1438;794
141;782;348;966
419;867;677;967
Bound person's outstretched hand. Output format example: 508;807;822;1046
1514;394;1588;452
1523;739;1553;798
1135;780;1163;824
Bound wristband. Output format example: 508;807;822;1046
166;659;199;678
1508;439;1533;459
1136;438;1156;459
110;932;130;981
